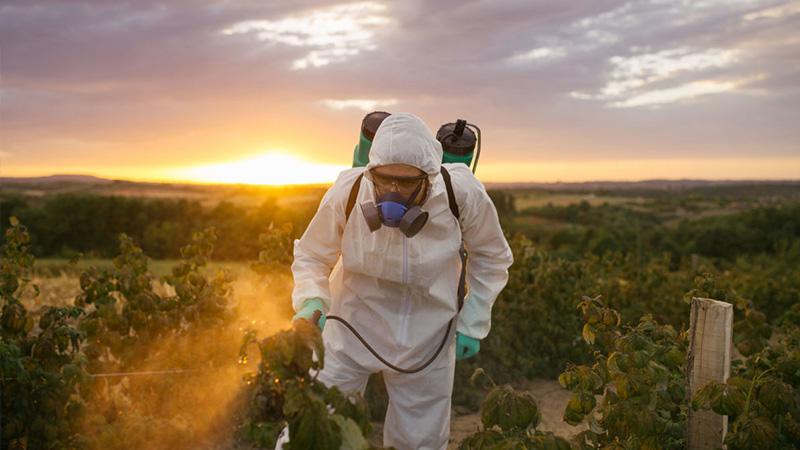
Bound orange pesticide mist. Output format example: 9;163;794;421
70;269;295;450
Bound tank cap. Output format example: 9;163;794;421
436;120;476;156
361;111;391;141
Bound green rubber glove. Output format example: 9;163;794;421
292;297;326;330
456;332;480;360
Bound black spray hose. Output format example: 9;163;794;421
322;313;454;374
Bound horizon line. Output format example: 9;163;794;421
2;172;799;188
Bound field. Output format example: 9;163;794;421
21;254;579;448
2;179;800;449
21;266;582;448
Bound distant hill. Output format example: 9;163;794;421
0;174;330;208
0;174;114;184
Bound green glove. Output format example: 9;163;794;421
293;297;326;330
456;332;480;360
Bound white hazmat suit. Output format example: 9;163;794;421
286;113;513;449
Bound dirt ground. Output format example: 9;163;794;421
447;378;584;448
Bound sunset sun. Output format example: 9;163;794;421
171;152;349;185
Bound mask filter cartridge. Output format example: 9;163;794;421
360;192;429;238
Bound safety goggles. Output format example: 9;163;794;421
368;169;428;192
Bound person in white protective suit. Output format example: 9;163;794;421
281;112;513;449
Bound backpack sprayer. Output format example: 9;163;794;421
352;111;482;173
319;112;481;374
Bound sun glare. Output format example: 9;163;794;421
172;152;349;185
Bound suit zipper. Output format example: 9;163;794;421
399;235;411;344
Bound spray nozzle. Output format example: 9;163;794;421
454;119;467;137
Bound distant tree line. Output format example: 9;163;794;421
513;200;800;264
2;189;799;265
0;194;320;260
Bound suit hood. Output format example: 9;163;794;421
365;112;442;178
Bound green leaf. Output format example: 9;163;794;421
529;431;574;450
480;385;541;431
727;415;778;450
602;309;620;327
692;380;722;412
662;346;684;369
322;384;372;437
713;382;746;416
757;379;794;416
458;430;503;450
283;385;343;450
331;415;369;450
563;391;595;426
582;324;596;345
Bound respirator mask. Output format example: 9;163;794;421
360;170;429;238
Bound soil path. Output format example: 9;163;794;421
447;378;585;448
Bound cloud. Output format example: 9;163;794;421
508;46;567;64
743;1;800;21
220;2;392;70
607;48;739;88
553;1;800;108
570;47;743;106
320;98;398;111
608;76;761;108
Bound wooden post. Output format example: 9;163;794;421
687;297;733;449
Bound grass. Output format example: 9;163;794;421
512;192;643;210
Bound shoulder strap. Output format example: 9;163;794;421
441;166;466;310
439;166;460;220
345;173;364;222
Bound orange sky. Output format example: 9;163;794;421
2;1;799;185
